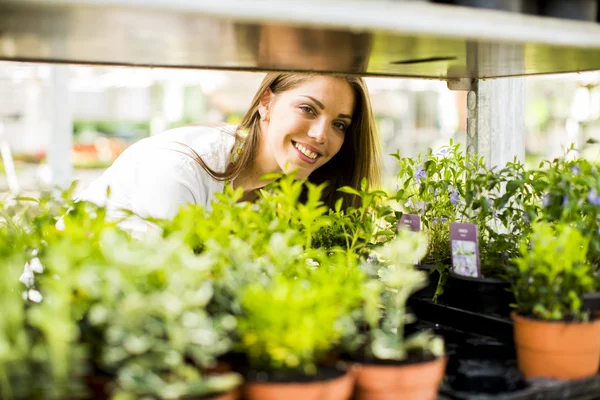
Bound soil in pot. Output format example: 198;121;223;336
512;312;600;379
444;270;514;316
243;366;353;400
352;352;446;400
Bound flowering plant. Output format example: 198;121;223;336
393;142;481;267
511;221;596;321
460;158;540;278
530;149;600;270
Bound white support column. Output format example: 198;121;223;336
48;65;73;189
471;78;526;168
457;41;526;167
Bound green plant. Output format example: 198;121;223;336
161;174;371;378
237;247;364;375
393;142;482;267
530;148;600;270
22;196;241;399
0;189;82;399
0;200;30;399
511;221;596;321
343;230;444;362
311;178;396;256
461;158;540;278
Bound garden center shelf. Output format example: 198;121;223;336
2;0;600;79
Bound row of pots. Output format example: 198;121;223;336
207;356;447;400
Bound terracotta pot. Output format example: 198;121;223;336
354;356;446;400
244;369;354;400
512;312;600;379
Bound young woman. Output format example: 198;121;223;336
78;72;381;232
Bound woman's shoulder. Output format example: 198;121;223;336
149;123;236;151
143;123;237;173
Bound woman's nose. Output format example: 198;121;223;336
308;120;327;144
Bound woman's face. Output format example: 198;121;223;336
258;76;355;179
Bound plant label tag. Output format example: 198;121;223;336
450;222;481;278
397;214;421;232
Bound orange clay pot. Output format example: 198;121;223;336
597;311;600;368
353;356;447;400
243;369;355;400
512;312;600;379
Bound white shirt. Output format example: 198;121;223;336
77;125;236;234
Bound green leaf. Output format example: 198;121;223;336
337;187;361;196
395;190;406;201
14;196;39;203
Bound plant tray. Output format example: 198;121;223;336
406;301;600;400
439;376;600;400
408;297;514;342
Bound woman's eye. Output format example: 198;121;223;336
334;122;347;131
300;105;315;114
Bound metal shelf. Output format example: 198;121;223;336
1;0;600;79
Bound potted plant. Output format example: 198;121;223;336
343;230;446;399
394;142;483;301
531;151;600;270
31;199;242;399
510;221;600;379
235;247;364;400
448;158;539;316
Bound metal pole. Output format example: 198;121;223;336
448;41;526;167
474;78;526;167
48;65;73;189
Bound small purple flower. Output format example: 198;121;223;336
571;165;581;176
414;165;427;185
542;193;550;208
432;217;448;225
449;186;460;206
404;199;414;209
416;201;426;214
435;148;450;157
490;165;498;172
587;189;600;206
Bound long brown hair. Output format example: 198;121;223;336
190;72;381;209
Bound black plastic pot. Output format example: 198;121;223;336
444;271;514;317
539;0;598;21
583;291;600;312
450;359;526;393
411;264;442;300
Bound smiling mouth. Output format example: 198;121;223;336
292;141;321;161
